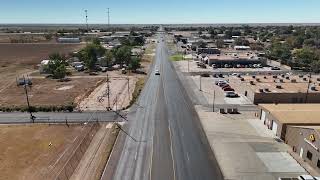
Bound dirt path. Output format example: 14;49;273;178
70;123;119;180
77;75;138;111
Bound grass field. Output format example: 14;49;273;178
0;124;88;180
0;78;103;109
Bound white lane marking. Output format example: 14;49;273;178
168;125;176;180
187;152;190;162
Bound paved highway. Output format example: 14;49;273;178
103;31;223;180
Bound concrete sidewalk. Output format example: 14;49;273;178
195;106;306;180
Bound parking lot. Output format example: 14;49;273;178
174;60;290;75
189;75;252;106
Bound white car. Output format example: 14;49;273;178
155;69;160;75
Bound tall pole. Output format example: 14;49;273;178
305;70;312;103
85;10;88;32
199;75;202;91
23;76;35;123
107;8;110;27
127;77;130;102
106;74;111;110
213;90;215;112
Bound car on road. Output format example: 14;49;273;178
155;69;160;75
271;66;281;70
225;91;239;98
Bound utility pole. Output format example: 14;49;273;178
213;90;216;112
107;8;110;27
106;74;111;110
23;76;35;123
85;10;89;32
305;70;312;103
127;77;130;102
199;75;202;91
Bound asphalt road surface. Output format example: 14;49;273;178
0;111;120;124
103;31;223;180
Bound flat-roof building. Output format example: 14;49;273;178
205;52;263;66
258;104;320;140
286;126;320;174
231;75;320;104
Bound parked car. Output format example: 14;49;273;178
155;69;160;75
298;175;316;180
223;87;235;91
221;84;231;89
215;80;227;85
218;82;228;87
225;91;239;98
218;74;224;78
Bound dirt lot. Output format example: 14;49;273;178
0;124;88;180
0;78;103;108
0;43;84;92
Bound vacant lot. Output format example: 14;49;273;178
0;43;84;91
0;78;103;108
0;124;88;180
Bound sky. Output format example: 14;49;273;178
0;0;319;24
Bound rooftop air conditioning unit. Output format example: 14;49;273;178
285;76;290;80
252;75;256;79
276;85;282;89
311;86;317;91
264;88;270;92
264;76;267;79
281;74;285;78
291;79;297;83
273;75;277;79
256;78;260;82
241;78;245;81
303;78;307;81
279;79;284;83
250;81;255;85
259;89;264;93
317;78;320;82
299;75;304;78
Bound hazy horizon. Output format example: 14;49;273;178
1;0;319;24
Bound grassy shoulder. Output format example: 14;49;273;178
128;77;146;107
170;54;193;61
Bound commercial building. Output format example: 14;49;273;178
204;52;263;67
234;45;251;50
258;104;320;140
286;126;320;174
57;37;81;43
197;48;221;55
231;75;320;104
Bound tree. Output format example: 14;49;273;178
101;50;114;67
114;46;132;67
128;57;141;71
311;60;320;73
81;44;98;71
216;39;224;48
47;53;67;79
235;38;250;46
293;48;318;66
198;40;207;48
267;42;292;64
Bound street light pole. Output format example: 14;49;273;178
199;75;202;91
213;90;215;112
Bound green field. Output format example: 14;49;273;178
170;54;184;61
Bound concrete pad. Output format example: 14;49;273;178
257;152;306;173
